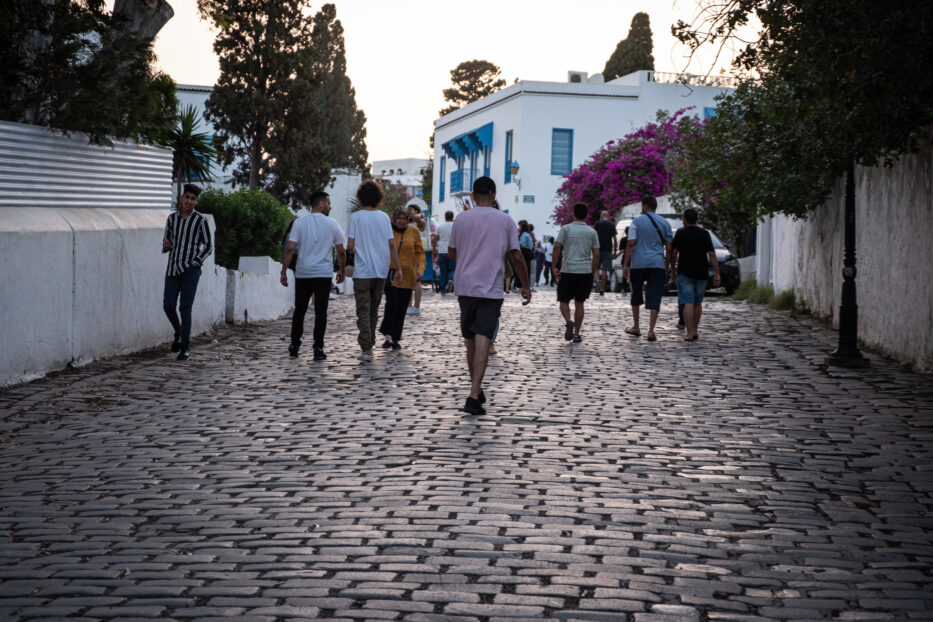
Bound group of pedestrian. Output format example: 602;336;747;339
160;180;717;416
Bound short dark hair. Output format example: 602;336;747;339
309;191;329;208
406;203;421;214
642;196;657;211
472;176;496;195
683;208;699;224
445;210;454;221
573;203;588;220
183;183;202;197
356;180;384;207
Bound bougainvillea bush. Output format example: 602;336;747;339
552;108;704;225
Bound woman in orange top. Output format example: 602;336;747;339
379;209;425;349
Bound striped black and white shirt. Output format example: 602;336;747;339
163;210;213;276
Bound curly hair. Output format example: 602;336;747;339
356;180;384;207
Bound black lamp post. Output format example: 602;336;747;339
826;158;869;368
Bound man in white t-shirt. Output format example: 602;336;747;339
432;210;455;294
281;191;346;361
346;180;401;362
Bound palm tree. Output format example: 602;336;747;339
168;105;216;204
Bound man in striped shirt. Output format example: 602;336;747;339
162;184;212;361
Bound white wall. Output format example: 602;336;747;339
757;139;933;371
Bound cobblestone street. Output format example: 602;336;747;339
1;291;932;621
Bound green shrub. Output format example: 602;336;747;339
748;284;775;304
195;189;294;269
769;289;796;310
731;278;757;300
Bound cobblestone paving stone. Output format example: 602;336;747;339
1;291;932;621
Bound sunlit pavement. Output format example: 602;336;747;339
1;290;932;621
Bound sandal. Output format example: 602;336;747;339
646;333;657;342
624;327;641;336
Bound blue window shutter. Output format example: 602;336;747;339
550;129;573;175
439;157;446;201
504;130;513;183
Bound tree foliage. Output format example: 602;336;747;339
0;0;177;145
671;1;933;223
201;1;367;211
603;12;654;81
553;110;703;225
194;188;294;269
420;157;433;208
169;105;217;203
439;60;506;117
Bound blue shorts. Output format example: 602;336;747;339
630;268;665;310
598;250;613;272
677;274;708;304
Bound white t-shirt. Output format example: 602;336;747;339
347;209;393;279
544;241;554;262
288;213;345;278
435;221;453;254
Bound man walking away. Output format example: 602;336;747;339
280;191;346;361
670;208;720;341
347;181;402;362
622;196;673;342
449;176;531;415
552;203;600;343
593;210;618;296
433;210;456;294
162;184;212;361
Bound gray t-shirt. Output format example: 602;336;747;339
556;221;599;274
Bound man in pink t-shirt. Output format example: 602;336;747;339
448;176;531;415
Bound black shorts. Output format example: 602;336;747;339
557;272;593;303
458;296;503;339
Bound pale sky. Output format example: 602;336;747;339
148;0;746;163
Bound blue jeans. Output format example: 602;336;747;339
677;274;708;304
163;266;201;348
437;253;456;292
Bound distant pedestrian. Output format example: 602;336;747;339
280;191;346;361
347;181;402;362
593;210;618;296
434;210;456;294
518;220;534;290
543;236;554;286
161;183;212;361
552;203;600;343
614;226;630;293
380;209;425;349
622;196;673;342
670;208;720;341
534;240;546;286
449;177;531;415
406;203;431;315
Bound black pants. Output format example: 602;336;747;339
380;285;413;343
291;277;332;349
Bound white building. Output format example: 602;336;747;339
432;70;736;237
371;157;429;206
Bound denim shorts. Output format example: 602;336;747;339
629;268;665;310
677;274;708;304
598;250;613;272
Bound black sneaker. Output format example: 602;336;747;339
288;343;299;357
478;390;486;404
176;348;190;361
564;320;574;341
599;290;605;296
171;335;181;352
391;341;402;350
463;396;486;415
312;347;326;361
382;339;393;349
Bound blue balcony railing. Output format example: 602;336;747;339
450;169;464;194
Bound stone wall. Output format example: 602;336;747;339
758;139;933;371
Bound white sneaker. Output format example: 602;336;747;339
357;350;373;362
406;307;418;315
329;292;337;300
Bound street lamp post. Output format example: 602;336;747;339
826;158;869;368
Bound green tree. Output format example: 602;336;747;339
194;188;294;269
309;4;368;172
420;158;433;208
201;0;325;196
0;0;177;145
168;105;217;204
603;12;654;81
439;60;506;117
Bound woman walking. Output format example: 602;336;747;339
380;209;425;350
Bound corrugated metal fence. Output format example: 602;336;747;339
0;120;172;209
